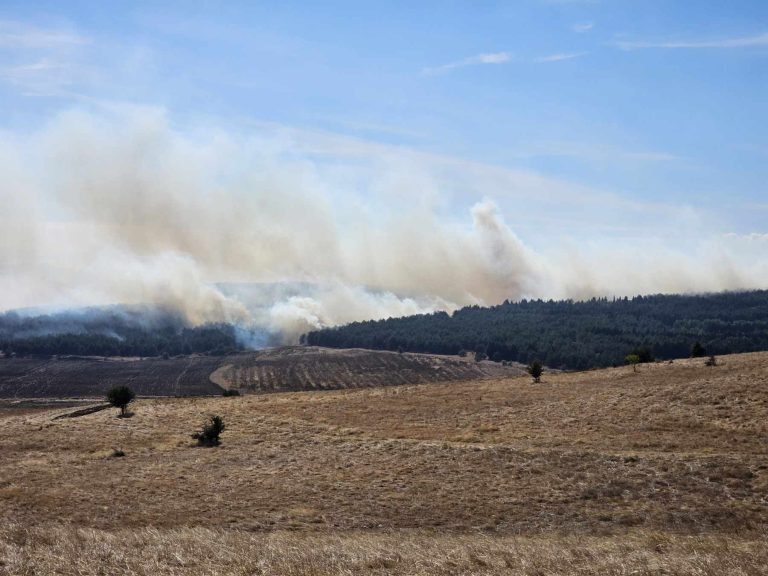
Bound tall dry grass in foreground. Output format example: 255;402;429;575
1;525;767;576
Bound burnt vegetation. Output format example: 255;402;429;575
307;290;768;370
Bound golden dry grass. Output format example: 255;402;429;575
2;525;767;575
1;351;767;574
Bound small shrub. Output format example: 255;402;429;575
107;385;135;417
193;415;225;447
625;354;640;372
110;448;125;458
527;360;543;383
705;355;718;367
222;389;241;397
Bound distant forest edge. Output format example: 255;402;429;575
0;307;243;357
305;290;768;370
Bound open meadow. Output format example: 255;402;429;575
1;351;767;574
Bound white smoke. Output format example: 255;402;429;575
0;105;766;344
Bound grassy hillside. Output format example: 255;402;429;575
1;352;767;573
307;290;768;369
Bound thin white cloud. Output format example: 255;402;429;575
617;32;768;50
724;232;768;242
0;20;92;96
0;58;74;94
534;51;588;63
620;151;679;162
0;20;90;48
1;59;61;74
507;141;680;165
423;52;511;75
572;22;594;33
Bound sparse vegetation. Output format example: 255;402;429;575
107;385;135;417
625;353;640;372
706;354;718;367
192;415;225;446
527;360;543;382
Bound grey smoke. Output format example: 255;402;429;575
0;105;766;345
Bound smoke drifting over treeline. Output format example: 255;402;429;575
1;105;767;346
0;306;244;356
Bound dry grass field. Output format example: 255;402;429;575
1;351;767;574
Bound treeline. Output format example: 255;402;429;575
0;307;242;357
305;290;768;370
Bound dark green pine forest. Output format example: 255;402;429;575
0;307;243;358
305;290;768;370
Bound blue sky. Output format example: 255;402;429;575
1;1;767;320
2;1;766;219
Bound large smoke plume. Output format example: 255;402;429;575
1;105;767;344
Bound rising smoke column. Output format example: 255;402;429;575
0;105;766;343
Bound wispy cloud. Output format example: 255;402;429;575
534;52;588;63
572;22;594;33
0;58;63;76
616;32;768;50
423;52;511;75
507;141;680;165
0;20;90;48
723;232;768;242
0;58;74;94
0;20;92;96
